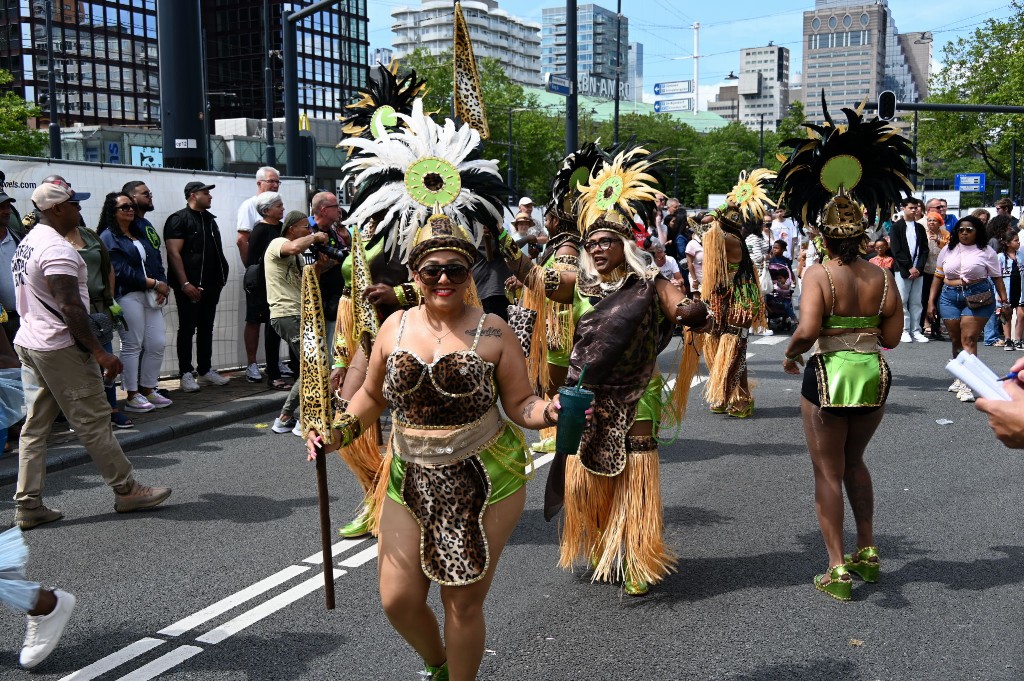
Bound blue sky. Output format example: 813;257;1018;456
365;0;1012;109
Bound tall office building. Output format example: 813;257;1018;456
202;0;369;123
736;43;789;132
627;41;643;100
391;0;541;88
541;3;634;99
802;0;929;123
0;0;368;128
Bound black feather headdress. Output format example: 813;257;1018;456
339;61;427;143
776;92;914;237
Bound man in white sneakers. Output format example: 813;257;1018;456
13;179;171;529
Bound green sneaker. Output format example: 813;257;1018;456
338;504;372;538
530;436;556;454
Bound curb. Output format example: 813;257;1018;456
0;391;282;488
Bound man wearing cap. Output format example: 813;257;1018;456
512;211;542;261
0;189;22;340
267;211;330;435
12;178;171;529
514;197;547;242
164;182;230;392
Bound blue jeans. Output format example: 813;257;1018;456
984;311;1004;344
938;282;996;320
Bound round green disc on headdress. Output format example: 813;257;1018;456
405;156;462;207
595;175;623;210
370;105;398;139
820;154;863;194
569;166;591;193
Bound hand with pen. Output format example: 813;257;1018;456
976;357;1024;449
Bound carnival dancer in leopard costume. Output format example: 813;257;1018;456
700;170;775;418
501;145;706;595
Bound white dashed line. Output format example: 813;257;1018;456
751;335;788;345
112;646;204;681
58;638;167;681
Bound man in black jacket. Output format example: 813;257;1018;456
164;182;231;392
889;197;928;343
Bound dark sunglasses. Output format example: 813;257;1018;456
583;237;618;253
418;263;469;285
958;226;976;233
116;204;136;212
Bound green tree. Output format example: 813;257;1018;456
919;1;1024;196
0;70;47;157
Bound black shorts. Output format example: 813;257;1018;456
800;357;885;416
245;293;269;324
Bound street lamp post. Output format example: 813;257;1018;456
43;0;61;159
613;0;621;145
758;113;765;167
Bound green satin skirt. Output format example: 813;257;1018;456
811;351;890;408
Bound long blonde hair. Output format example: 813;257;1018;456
577;232;656;290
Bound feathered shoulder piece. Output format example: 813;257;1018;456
338;99;506;263
576;144;663;241
340;61;427;143
776;92;914;234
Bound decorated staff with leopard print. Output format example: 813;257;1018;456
314;98;574;681
324;62;428;541
699;170;775;418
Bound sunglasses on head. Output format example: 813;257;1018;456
417;263;469;285
583;237;618;253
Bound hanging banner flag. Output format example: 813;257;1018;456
453;0;489;139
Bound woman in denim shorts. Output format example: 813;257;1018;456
927;215;1008;401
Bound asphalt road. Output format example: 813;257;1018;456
1;334;1022;681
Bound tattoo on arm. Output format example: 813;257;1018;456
520;397;542;422
467;327;502;338
45;274;102;354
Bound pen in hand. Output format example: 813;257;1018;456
997;372;1019;382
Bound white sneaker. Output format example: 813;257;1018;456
180;372;200;393
20;589;76;669
123;394;155;413
272;416;296;434
245;363;262;383
292;421;305;437
197;369;230;386
957;386;976;402
912;331;930;343
948;379;963;393
900;331;912;343
143;391;172;408
761;329;774;336
279;361;294;376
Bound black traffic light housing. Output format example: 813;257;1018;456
877;90;897;121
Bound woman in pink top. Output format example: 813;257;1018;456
926;215;1008;402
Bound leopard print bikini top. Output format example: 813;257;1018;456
384;310;497;428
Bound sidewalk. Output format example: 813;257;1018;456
0;368;289;487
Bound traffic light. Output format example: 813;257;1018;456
877;90;897;121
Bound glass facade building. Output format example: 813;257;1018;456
540;3;637;100
0;0;368;128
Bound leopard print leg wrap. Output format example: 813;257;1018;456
401;455;492;586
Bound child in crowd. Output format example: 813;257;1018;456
869;238;895;270
770;267;798;324
997;230;1024;350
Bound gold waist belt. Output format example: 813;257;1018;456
813;333;880;355
393;407;504;467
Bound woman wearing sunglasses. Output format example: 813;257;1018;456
927;215;1008;402
314;212;565;681
500;147;698;597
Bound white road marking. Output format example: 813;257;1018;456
196;570;347;645
302;537;369;565
751;335;788;345
338;545;379;568
157;565;311;637
113;646;204;681
58;638;167;681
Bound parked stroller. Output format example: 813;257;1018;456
764;262;798;334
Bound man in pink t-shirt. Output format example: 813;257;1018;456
12;178;172;530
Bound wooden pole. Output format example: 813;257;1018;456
315;445;335;609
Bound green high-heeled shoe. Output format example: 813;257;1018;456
814;564;853;601
727;399;754;419
623;561;649;596
709;403;728;414
424;661;448;681
338;503;373;539
843;546;880;583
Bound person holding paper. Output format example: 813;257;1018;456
976;357;1024;448
776;100;912;601
926;214;1008;402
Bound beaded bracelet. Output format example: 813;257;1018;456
331;412;363;448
